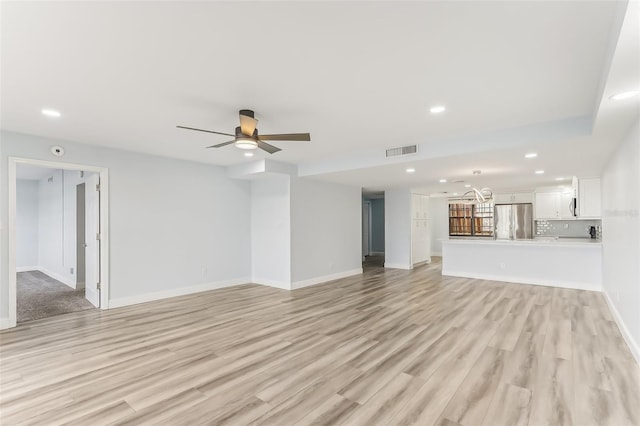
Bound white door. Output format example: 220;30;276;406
85;174;100;307
362;202;370;258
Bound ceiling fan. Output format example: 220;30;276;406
177;109;311;154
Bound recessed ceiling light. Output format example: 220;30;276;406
439;179;447;183
610;90;639;100
555;177;565;181
464;184;471;188
535;170;545;174
244;152;254;157
472;170;482;175
41;109;61;118
453;193;458;196
429;106;446;114
406;168;416;173
525;153;537;159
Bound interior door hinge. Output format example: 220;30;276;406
97;282;101;290
96;183;101;191
96;233;101;241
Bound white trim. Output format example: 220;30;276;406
292;268;363;290
0;317;12;330
8;157;111;329
369;251;385;256
109;277;251;308
441;270;602;292
384;263;413;270
251;278;291;290
603;290;640;365
431;251;442;257
16;266;38;272
38;267;75;289
8;159;17;329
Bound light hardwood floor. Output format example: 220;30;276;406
1;258;638;425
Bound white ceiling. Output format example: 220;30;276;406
2;1;638;194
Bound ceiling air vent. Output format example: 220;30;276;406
386;145;417;157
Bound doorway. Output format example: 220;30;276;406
362;191;385;270
8;158;110;328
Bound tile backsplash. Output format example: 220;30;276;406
535;219;602;239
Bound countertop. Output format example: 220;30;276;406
443;237;602;248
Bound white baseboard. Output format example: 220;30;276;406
0;317;14;330
441;270;602;292
109;277;251;308
369;251;385;256
384;263;412;270
292;268;363;290
252;278;291;290
431;251;442;257
603;290;640;365
16;266;38;272
38;267;76;289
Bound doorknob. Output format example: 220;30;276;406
83;244;88;248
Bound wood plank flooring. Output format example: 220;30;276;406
1;258;638;425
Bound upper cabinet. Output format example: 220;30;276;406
412;193;428;219
578;178;601;218
494;192;533;204
535;192;561;219
534;177;601;220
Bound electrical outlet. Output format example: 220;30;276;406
499;262;506;270
201;267;207;277
564;223;569;229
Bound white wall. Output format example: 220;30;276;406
601;120;640;361
36;170;72;285
290;177;362;287
429;197;449;256
251;175;291;288
384;188;412;269
16;180;38;269
1;131;252;320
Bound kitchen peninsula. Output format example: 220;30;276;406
441;238;602;291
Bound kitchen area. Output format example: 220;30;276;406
441;177;603;291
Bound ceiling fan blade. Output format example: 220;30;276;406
176;125;234;137
239;114;258;136
257;140;281;154
258;133;311;141
207;140;236;148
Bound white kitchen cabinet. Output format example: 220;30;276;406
512;192;534;204
493;193;513;204
411;193;430;265
535;192;561;219
495;192;533;204
578;178;601;218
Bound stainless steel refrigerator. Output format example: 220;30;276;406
494;203;534;240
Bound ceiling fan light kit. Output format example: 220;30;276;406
177;109;311;154
235;138;258;150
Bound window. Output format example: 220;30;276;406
448;202;494;237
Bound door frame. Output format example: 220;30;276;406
7;156;110;328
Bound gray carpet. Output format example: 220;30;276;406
17;271;95;323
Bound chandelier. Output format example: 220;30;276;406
459;187;493;204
